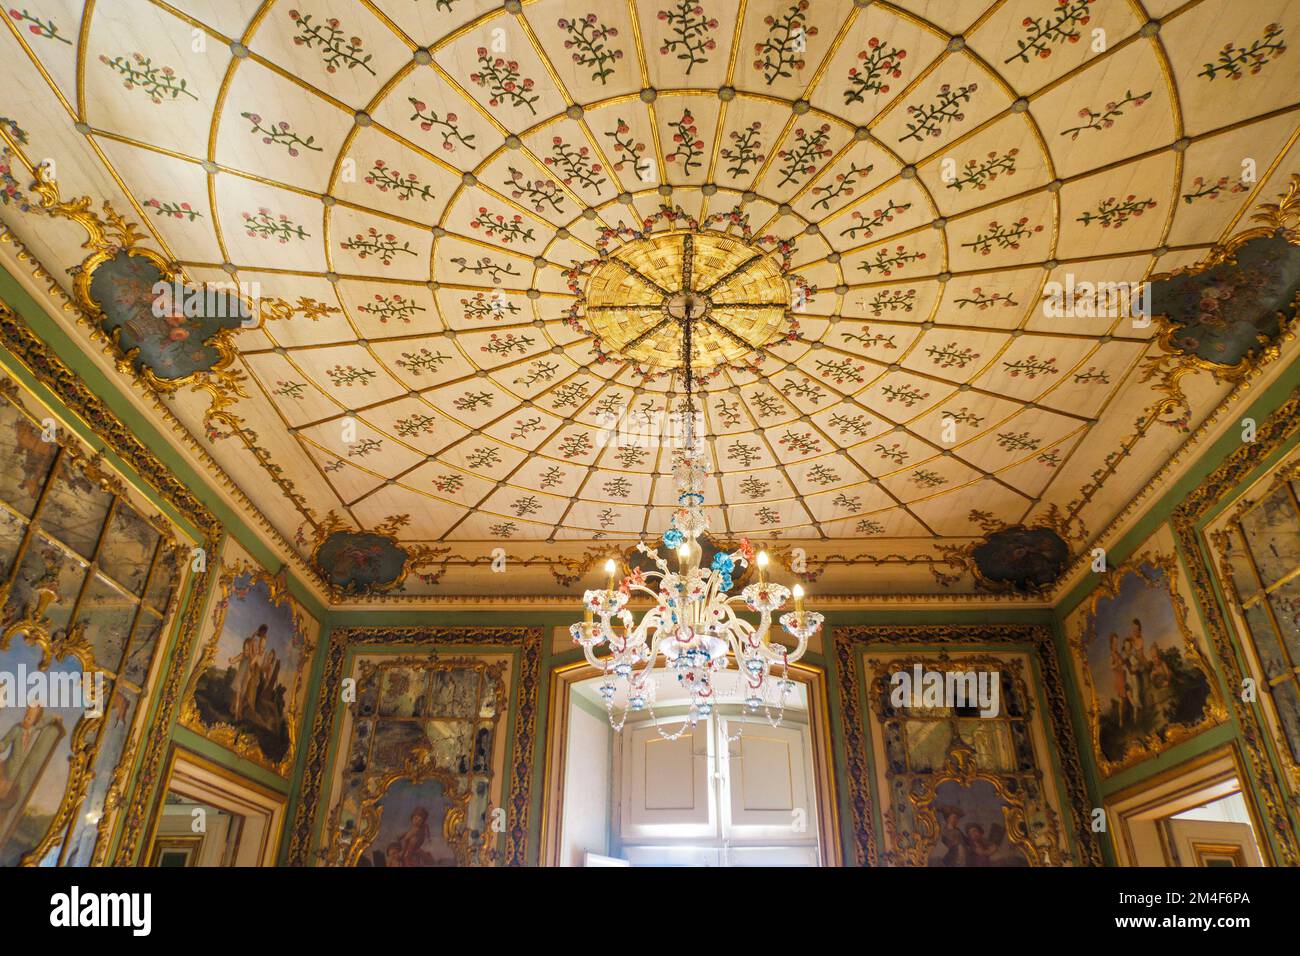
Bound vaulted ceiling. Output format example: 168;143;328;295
0;0;1296;602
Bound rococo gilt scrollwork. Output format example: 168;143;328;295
1141;174;1300;429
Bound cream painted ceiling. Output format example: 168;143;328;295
0;0;1297;599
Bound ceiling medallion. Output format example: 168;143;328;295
563;204;812;380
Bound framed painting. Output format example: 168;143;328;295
834;625;1098;868
1067;531;1226;777
862;650;1075;866
179;547;318;776
288;626;542;867
321;655;506;867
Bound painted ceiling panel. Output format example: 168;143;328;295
0;0;1296;601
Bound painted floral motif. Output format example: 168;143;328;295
357;293;425;324
858;245;926;276
1073;366;1110;384
1060;90;1149;139
99;53;197;103
841;328;896;349
326;364;377;387
503;166;565;214
875;442;908;464
395;412;439;438
288;9;375;75
469;47;539;115
856;518;885;534
1002;356;1058;378
828;412;871;437
396;348;452;375
955;288;1017;309
926;342;980;369
407;98;475;152
450;255;521;285
1004;0;1092;64
775;123;832;188
720;122;765;177
506;416;543;442
946;149;1018;192
8;7;72;43
864;289;915;315
461;291;521;322
778;429;821;456
900;83;977;143
1181;175;1249;205
910;469;947;488
243;208;309;242
801;363;855;392
844;38;906;103
341;228;417;264
1075;195;1156;228
274;380;308;400
545;137;605;194
480;332;535;356
839;199;911;240
1199;24;1287;80
470;207;536;244
240;112;321;156
665;109;705;175
605;118;653;182
881;383;929;406
961;217;1043;255
559;14;622;85
811;161;872;211
658;1;718;75
430;473;464;492
365;160;436;202
997;430;1041;452
754;0;816;85
144;198;202;221
454;391;494;411
558;432;594;459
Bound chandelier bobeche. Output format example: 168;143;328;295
570;290;822;736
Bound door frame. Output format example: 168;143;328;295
539;656;842;866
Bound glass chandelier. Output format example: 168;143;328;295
570;295;823;737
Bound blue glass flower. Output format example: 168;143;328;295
711;552;735;573
662;527;684;549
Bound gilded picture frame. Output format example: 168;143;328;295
1069;548;1227;778
178;556;317;777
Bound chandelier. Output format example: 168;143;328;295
570;287;823;737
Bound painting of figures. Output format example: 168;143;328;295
185;565;315;773
926;777;1028;867
1072;546;1221;774
354;778;459;868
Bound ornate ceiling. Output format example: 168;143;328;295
0;0;1297;602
